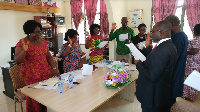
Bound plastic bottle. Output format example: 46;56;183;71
68;74;74;89
103;58;106;68
122;59;125;69
58;77;63;94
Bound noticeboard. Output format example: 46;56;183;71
128;9;143;28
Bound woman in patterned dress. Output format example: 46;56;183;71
182;24;200;101
61;29;82;73
85;24;107;64
14;20;59;112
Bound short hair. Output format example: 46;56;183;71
23;20;42;35
64;29;78;41
193;24;200;36
89;24;100;36
138;23;146;30
165;15;180;25
156;20;172;31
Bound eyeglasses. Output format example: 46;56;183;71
150;30;162;34
31;31;42;35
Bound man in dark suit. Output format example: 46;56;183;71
134;20;178;112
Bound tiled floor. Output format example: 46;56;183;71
0;76;199;112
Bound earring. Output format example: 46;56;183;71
28;34;30;36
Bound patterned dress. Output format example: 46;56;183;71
61;44;82;73
86;35;104;64
183;36;200;101
16;38;50;112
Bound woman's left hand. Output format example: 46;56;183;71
52;69;60;77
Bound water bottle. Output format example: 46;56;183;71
103;58;106;68
122;59;125;69
68;74;74;89
58;77;63;94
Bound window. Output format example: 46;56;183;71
151;0;193;40
71;0;101;44
175;0;193;40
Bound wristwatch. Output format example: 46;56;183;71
52;67;57;70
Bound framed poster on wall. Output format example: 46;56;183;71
128;9;143;28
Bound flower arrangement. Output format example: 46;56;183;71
104;69;131;88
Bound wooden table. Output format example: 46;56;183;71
21;67;138;112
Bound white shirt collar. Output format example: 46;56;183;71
157;38;171;46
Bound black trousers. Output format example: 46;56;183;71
142;107;170;112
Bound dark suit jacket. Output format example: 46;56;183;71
136;39;178;108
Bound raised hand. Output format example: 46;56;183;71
86;31;91;40
68;36;73;45
145;32;151;47
21;39;29;51
111;23;117;31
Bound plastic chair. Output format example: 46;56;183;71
9;65;26;112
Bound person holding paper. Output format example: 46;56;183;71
85;24;106;64
109;17;135;63
61;29;82;73
165;15;188;106
134;20;178;112
183;24;200;101
131;23;147;48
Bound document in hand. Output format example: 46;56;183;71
184;70;200;91
137;41;145;50
98;41;108;48
82;64;93;75
119;33;128;41
81;51;92;58
125;43;146;62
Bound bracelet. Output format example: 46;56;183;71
52;67;57;70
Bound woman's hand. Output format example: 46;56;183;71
22;39;29;51
52;68;60;77
86;32;91;40
68;36;73;46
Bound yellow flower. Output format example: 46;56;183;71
112;82;117;86
109;75;113;79
116;75;119;78
125;77;129;80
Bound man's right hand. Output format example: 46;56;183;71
111;22;117;32
145;32;151;47
22;39;29;51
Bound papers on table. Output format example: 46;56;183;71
34;78;58;90
184;70;200;91
98;41;108;48
61;70;84;82
126;43;146;62
126;64;136;71
119;33;128;41
138;41;145;50
81;51;92;58
42;78;59;86
82;64;93;75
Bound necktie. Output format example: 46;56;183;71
152;44;157;51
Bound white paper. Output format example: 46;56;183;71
137;41;145;50
126;43;146;62
126;64;137;71
34;81;57;90
98;41;108;48
82;64;93;75
61;70;84;82
119;33;128;41
184;70;200;91
81;51;92;58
